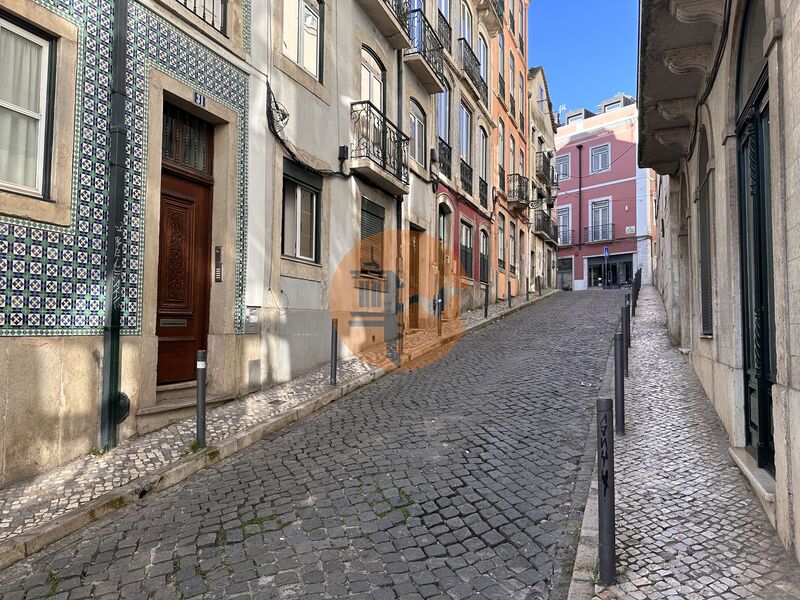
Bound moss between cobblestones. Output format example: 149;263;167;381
46;571;59;597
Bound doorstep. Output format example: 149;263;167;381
729;446;777;526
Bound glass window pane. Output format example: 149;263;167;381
0;106;39;189
301;3;319;77
282;179;298;256
299;187;315;259
0;26;43;112
282;0;300;62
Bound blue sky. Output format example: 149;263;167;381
527;1;639;121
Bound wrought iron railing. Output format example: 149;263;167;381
509;96;515;119
536;152;552;185
519;33;523;53
498;74;505;100
178;0;228;34
350;100;409;184
507;173;529;205
558;228;574;247
519;108;524;128
437;10;451;53
479;177;488;207
498;165;505;193
584;223;615;243
491;0;504;23
386;0;412;26
510;263;516;275
460;159;473;195
438;137;452;179
534;210;558;241
459;38;487;106
406;9;444;82
509;12;515;33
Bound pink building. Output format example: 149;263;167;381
553;95;656;290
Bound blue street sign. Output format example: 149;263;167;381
604;246;609;258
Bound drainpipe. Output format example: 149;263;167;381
395;49;405;351
576;144;583;246
100;0;130;449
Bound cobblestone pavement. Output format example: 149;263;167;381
0;290;620;600
0;290;548;546
594;286;800;600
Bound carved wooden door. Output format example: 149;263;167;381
156;171;213;384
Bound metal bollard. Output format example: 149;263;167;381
196;349;207;448
437;296;443;337
507;280;512;308
621;306;629;377
596;397;616;586
330;318;338;386
614;333;625;435
484;284;489;319
526;277;530;302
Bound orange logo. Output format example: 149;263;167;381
329;228;468;372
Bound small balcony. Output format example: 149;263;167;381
350;100;410;195
460;159;473;195
506;173;529;206
518;32;524;53
497;74;505;101
509;95;516;119
534;210;559;243
558;228;575;247
498;165;505;193
479;177;488;208
459;38;488;107
438;137;452;179
535;152;552;186
509;12;515;34
405;9;445;93
585;223;615;243
177;0;228;34
475;0;502;34
437;10;451;53
355;0;412;49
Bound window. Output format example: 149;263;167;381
519;150;524;177
698;130;713;335
459;103;471;163
604;100;621;113
460;1;472;45
590;143;610;173
498;213;506;268
509;136;515;173
478;35;488;82
361;47;384;108
566;113;583;124
409;99;426;166
590;199;610;241
439;0;450;20
557;207;570;244
479;230;489;283
519;228;524;270
538;85;545;113
555;155;570;180
437;83;450;141
282;160;321;262
498;120;505;169
460;221;474;278
361;198;385;273
0;18;52;195
518;73;524;116
509;53;514;101
282;0;322;79
498;34;504;74
477;127;488;181
509;227;516;271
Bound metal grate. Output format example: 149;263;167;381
162;103;212;173
699;173;713;334
177;0;228;35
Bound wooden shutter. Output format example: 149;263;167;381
361;198;385;272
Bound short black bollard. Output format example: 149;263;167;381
196;349;207;448
330;318;338;386
484;285;489;319
437;296;443;337
507;280;512;308
621;306;629;377
597;397;616;586
614;333;625;435
526;277;530;302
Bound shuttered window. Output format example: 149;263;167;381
699;140;713;335
460;221;473;279
361;197;385;274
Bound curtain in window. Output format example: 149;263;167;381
0;26;43;189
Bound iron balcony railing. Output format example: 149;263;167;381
510;263;516;275
459;38;488;106
498;74;505;100
351;100;409;184
492;0;504;23
558;228;575;247
178;0;228;34
479;177;488;207
510;96;516;119
534;210;558;241
585;223;615;243
460;159;473;195
509;12;515;33
519;33;523;53
519;108;524;128
406;9;444;82
437;10;451;53
536;152;552;185
386;0;412;26
479;252;489;283
438;137;452;179
506;173;529;205
498;165;505;193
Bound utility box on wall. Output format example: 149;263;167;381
244;306;261;334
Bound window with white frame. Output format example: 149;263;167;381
538;85;545;113
0;18;52;195
509;226;516;270
604;100;621;113
590;143;610;173
478;35;488;82
459;103;471;163
557;207;570;244
509;136;515;173
498;34;504;75
282;165;321;262
590;199;611;241
478;126;488;181
409;99;426;166
555;154;570;180
498;120;505;169
437;83;449;141
519;149;524;177
460;1;473;45
509;53;514;102
460;221;474;279
282;0;322;79
498;212;506;268
518;73;523;116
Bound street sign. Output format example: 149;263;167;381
604;246;609;258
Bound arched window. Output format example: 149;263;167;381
409;99;426;166
478;35;488;82
437;82;450;142
498;33;504;77
698;129;712;335
360;46;385;109
460;1;473;45
479;229;489;283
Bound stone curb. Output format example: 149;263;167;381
0;290;558;571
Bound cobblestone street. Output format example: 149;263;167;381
0;291;621;600
594;287;800;600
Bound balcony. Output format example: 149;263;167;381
438;137;452;179
535;152;552;186
475;0;502;34
350;100;410;195
405;10;445;93
177;0;228;34
497;74;505;101
498;165;505;193
479;177;488;208
460;159;473;195
518;109;524;130
509;96;515;119
506;173;529;206
534;210;559;243
509;12;515;34
585;223;615;243
437;10;451;53
558;228;575;247
518;32;523;53
459;38;488;107
355;0;412;49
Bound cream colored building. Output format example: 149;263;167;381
639;0;800;562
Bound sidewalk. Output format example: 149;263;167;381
0;288;556;570
593;286;800;599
